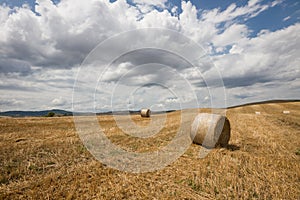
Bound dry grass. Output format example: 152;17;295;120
0;102;299;199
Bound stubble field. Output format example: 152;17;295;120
0;102;299;199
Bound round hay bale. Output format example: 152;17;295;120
140;108;151;117
191;113;230;148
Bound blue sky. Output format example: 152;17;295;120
0;0;299;111
128;0;300;37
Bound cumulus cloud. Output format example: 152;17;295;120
0;0;299;111
51;97;67;106
212;24;249;47
0;59;32;75
133;0;167;7
213;23;300;83
0;99;24;107
132;0;168;14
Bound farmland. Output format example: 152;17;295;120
0;102;299;199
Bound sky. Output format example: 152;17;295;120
0;0;299;112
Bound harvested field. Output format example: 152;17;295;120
0;102;299;199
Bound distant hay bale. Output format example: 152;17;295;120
255;111;261;115
140;108;151;117
191;113;230;148
283;110;290;114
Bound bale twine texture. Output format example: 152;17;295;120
140;108;151;117
191;113;230;148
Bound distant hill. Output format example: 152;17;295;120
1;99;298;117
0;109;73;117
0;109;177;117
228;99;300;108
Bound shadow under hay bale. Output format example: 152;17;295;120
191;113;231;148
226;144;240;151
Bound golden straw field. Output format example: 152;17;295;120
0;102;299;199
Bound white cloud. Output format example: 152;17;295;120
200;1;269;24
212;23;300;97
171;6;178;16
283;16;291;21
132;0;168;8
0;98;24;107
213;24;249;47
51;97;66;106
0;0;298;111
271;0;283;7
165;97;179;103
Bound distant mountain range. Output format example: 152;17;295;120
0;109;73;117
0;99;298;117
0;109;176;117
